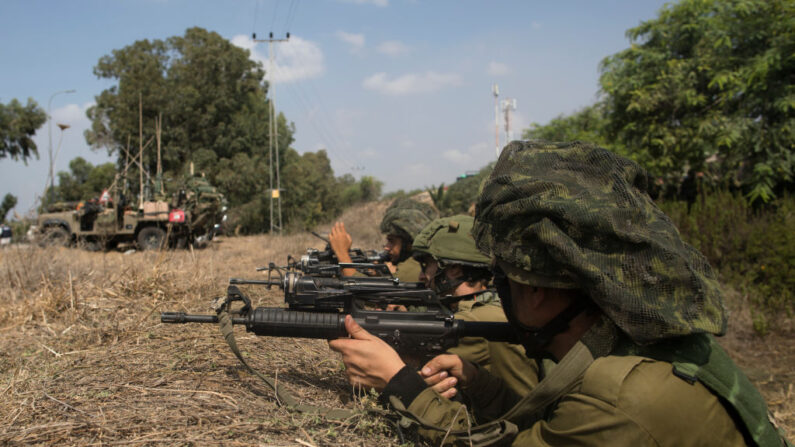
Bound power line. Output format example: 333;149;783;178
251;0;260;37
284;0;300;33
271;62;358;172
277;42;365;173
270;0;281;36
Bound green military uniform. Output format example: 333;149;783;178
380;142;790;446
447;291;538;397
394;256;422;283
396;332;783;446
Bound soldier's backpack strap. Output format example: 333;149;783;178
390;341;595;446
659;335;791;447
216;308;375;421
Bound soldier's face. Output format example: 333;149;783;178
417;257;438;289
509;279;572;328
384;234;403;262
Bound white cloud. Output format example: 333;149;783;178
377;40;409;57
335;31;365;53
362;71;462;95
361;148;377;159
232;34;325;83
407;163;432;178
339;0;388;6
443;149;471;164
443;142;490;165
401;139;416;149
487;61;511;76
531;21;542;30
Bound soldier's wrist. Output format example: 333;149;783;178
379;365;427;408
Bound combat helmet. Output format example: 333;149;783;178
412;215;492;298
379;198;439;262
473;140;727;345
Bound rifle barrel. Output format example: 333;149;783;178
229;278;282;286
161;312;247;325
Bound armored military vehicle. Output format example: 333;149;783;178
32;174;226;251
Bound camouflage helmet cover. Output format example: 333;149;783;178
412;215;491;268
473;140;727;343
379;198;440;242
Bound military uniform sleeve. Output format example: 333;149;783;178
395;257;422;282
447;305;491;369
451;302;540;397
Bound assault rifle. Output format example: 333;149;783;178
161;271;517;357
274;231;391;277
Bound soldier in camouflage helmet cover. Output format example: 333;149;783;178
379;198;439;282
328;141;790;446
328;197;438;281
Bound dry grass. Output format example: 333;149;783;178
0;199;792;445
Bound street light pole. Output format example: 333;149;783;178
47;89;76;205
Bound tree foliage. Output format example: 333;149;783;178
85;27;372;233
0;98;47;162
599;0;794;202
1;193;17;222
429;163;495;216
522;105;615;150
51;157;118;203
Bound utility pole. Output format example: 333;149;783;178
492;84;500;157
253;31;289;235
47;89;75;206
501;97;517;145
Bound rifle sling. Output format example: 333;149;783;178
216;308;368;420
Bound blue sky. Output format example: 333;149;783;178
0;0;668;215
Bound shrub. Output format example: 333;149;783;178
659;191;794;331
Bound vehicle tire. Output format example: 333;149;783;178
137;226;166;251
78;237;102;252
41;226;70;247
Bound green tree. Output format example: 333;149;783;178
0;98;47;162
522;104;616;150
51;157;118;203
85;27;319;231
599;0;795;202
432;163;495;216
281;149;343;231
85;27;292;193
1;193;17;222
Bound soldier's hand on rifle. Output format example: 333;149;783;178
420;354;477;399
328;315;405;391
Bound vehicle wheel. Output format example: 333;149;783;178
78;237;102;252
137;226;166;251
41;226;70;247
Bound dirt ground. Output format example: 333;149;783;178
0;202;792;446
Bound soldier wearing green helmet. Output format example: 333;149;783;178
328;141;791;446
410;215;538;397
